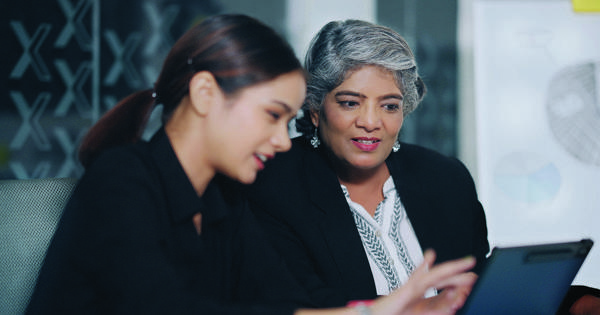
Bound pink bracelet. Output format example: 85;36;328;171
347;300;374;307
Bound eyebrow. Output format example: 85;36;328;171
272;100;293;113
335;91;363;98
381;94;404;101
334;91;403;101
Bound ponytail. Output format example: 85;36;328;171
78;89;155;168
79;14;301;169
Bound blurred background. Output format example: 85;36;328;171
1;0;598;287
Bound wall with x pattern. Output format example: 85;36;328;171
1;0;458;180
0;0;221;179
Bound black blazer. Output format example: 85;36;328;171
27;129;309;315
246;137;490;308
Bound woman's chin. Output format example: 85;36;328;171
347;159;386;171
236;172;258;185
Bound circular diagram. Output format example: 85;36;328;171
546;62;600;166
494;151;561;203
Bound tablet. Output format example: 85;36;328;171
458;238;594;315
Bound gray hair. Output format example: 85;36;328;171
296;19;426;137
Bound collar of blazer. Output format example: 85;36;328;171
385;147;441;256
304;146;379;300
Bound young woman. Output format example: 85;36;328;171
26;14;477;315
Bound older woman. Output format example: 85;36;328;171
246;19;600;314
247;18;487;307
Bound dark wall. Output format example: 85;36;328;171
378;0;458;157
1;0;223;179
1;0;456;179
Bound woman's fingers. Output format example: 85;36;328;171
372;250;477;315
410;251;476;293
427;286;472;313
433;272;478;292
376;280;473;315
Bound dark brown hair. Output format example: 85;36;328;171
79;14;302;168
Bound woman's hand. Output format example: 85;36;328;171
570;295;600;315
370;250;477;315
295;250;476;315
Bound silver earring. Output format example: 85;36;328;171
392;141;400;152
310;128;320;148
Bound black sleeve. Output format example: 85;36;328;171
234;196;315;310
453;157;490;274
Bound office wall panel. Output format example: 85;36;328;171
0;0;220;179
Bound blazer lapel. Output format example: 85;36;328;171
305;150;378;300
387;151;440;254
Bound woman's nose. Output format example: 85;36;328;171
272;123;292;152
356;105;381;130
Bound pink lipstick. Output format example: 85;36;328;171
352;138;380;152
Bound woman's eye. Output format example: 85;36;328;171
338;101;358;108
383;103;401;112
268;111;281;120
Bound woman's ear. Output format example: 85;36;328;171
188;71;223;116
310;110;320;128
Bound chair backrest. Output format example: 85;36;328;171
0;177;78;315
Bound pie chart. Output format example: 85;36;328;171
493;152;561;204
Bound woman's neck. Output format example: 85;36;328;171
336;163;391;216
165;100;215;197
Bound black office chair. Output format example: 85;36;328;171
0;177;77;315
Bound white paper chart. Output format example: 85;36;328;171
473;0;600;287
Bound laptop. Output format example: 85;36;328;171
458;238;594;315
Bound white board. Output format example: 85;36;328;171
474;0;600;287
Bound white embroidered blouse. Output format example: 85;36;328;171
341;176;436;297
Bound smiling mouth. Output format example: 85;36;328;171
351;138;381;152
353;138;380;144
255;153;268;163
